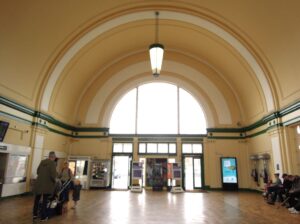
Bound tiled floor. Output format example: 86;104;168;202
0;190;299;224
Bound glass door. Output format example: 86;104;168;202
112;155;131;189
183;156;202;190
193;158;202;188
184;157;194;190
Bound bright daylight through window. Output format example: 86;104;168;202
109;83;206;134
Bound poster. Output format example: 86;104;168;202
132;161;143;179
172;163;182;180
221;158;237;183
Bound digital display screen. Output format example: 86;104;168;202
221;158;237;183
0;121;9;142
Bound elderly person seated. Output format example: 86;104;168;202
266;173;283;205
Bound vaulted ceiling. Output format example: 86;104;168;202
1;1;300;128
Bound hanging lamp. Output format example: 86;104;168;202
149;11;164;78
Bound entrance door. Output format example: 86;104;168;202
112;155;131;189
184;156;202;190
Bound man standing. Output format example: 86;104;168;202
32;151;57;221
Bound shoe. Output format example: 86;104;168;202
33;215;39;220
267;200;275;205
288;207;296;212
290;210;299;214
40;217;48;222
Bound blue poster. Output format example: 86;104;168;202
221;158;237;183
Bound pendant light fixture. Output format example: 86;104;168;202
149;11;164;78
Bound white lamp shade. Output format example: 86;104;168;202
149;43;164;76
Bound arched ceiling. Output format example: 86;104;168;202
44;10;270;127
2;1;300;128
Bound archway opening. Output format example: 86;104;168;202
109;82;207;134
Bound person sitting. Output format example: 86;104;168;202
286;175;300;209
279;174;293;206
266;173;282;205
288;200;300;214
262;179;272;198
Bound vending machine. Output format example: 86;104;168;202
89;159;110;188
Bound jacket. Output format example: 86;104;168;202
33;158;57;194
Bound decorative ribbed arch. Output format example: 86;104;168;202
40;10;275;113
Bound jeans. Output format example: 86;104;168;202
33;194;50;219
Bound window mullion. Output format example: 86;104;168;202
177;86;180;134
135;87;139;134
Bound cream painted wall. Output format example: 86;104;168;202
70;138;112;160
2;1;300;196
0;116;31;147
203;139;249;189
2;111;300;193
42;131;69;154
285;125;300;174
248;133;273;189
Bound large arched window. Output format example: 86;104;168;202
109;83;206;134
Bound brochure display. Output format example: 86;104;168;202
131;161;143;192
220;157;238;190
90;160;110;188
169;163;184;193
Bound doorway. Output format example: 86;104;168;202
112;155;131;189
68;158;90;189
183;156;202;190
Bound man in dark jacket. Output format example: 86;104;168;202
32;151;57;221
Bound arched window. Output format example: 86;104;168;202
109;83;206;134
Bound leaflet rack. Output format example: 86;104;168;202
170;163;184;193
131;161;143;193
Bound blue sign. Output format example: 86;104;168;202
221;158;237;183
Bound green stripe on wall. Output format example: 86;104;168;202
0;111;33;125
1;96;300;139
1;96;109;133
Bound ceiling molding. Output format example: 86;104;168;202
40;10;275;113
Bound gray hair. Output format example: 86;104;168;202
49;151;56;158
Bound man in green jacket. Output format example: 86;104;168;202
32;151;57;221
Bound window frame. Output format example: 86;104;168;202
181;143;203;154
109;83;207;135
112;142;133;154
138;142;177;155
